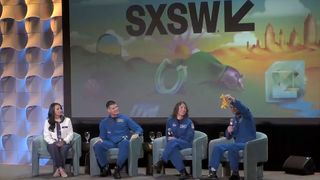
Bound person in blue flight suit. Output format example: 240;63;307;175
93;100;143;179
208;94;256;180
154;101;195;179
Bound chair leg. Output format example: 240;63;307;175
73;157;80;176
122;164;129;175
222;162;231;177
257;164;264;180
64;163;71;175
128;158;138;176
152;163;165;177
244;162;257;180
218;162;231;178
90;147;101;176
192;159;201;178
32;157;40;176
162;166;166;174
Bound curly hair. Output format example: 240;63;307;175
171;101;189;119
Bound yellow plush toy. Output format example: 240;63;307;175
220;94;229;109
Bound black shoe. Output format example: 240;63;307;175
107;167;112;176
179;168;190;180
113;165;121;179
229;174;240;180
153;160;164;173
100;166;111;177
208;170;218;179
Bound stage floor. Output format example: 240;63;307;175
0;164;319;180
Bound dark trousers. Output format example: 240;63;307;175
47;143;72;168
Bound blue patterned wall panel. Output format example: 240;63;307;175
0;19;27;49
0;0;63;164
0;0;27;20
0;49;28;79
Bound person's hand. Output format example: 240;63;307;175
56;140;65;147
93;138;103;145
130;133;139;140
168;136;176;141
227;125;234;134
97;137;103;143
224;94;235;103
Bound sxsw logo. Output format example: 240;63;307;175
126;0;255;36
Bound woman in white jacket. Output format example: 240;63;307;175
43;103;74;178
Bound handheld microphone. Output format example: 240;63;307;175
167;128;173;137
229;118;234;126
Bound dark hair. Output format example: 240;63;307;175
106;100;116;108
171;101;189;119
48;103;65;132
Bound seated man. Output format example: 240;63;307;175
93;100;143;179
208;95;256;180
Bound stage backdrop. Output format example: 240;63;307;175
69;0;320;119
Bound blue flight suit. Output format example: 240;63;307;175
93;114;143;168
161;117;195;172
209;100;256;172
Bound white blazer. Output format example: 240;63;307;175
43;117;74;144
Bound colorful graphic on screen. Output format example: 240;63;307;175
69;0;320;118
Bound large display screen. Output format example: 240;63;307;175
68;0;320;118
